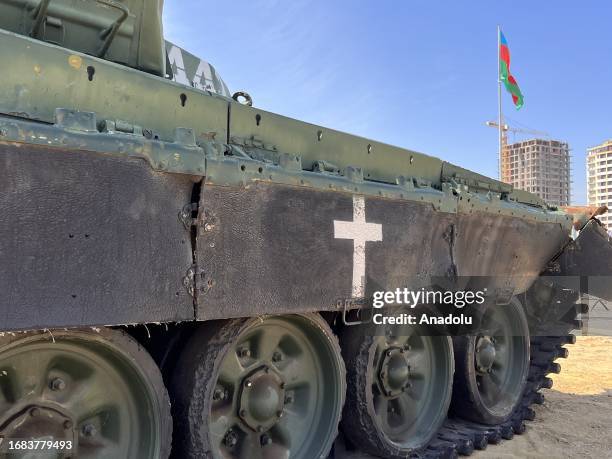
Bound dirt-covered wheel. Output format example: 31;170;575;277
0;328;173;459
451;298;530;425
170;314;345;459
340;319;455;458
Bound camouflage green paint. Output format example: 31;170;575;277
0;29;571;229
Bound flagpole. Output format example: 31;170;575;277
497;25;503;180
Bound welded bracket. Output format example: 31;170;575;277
338;298;373;326
183;264;206;298
179;203;199;230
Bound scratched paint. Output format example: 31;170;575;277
68;55;82;69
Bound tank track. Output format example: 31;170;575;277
334;307;581;459
418;333;576;459
422;290;586;458
334;333;575;458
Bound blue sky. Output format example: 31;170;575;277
164;1;612;205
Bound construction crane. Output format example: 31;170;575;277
486;121;550;183
485;120;549;146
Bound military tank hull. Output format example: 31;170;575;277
0;1;609;458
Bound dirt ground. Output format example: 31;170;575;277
475;336;612;459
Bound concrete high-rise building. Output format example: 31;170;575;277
587;140;612;230
501;139;571;206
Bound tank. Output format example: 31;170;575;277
0;1;610;458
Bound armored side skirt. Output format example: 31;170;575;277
0;142;195;331
194;182;569;320
0;142;570;331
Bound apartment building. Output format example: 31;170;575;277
501;139;571;207
587;140;612;230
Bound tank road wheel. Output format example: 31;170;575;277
171;314;346;459
0;329;172;459
451;298;530;424
340;321;454;458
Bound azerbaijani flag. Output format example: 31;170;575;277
499;31;524;109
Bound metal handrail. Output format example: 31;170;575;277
29;0;51;38
96;0;129;58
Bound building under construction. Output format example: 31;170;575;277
501;138;571;207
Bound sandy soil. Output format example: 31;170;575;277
475;336;612;459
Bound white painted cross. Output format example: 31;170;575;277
334;196;383;298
